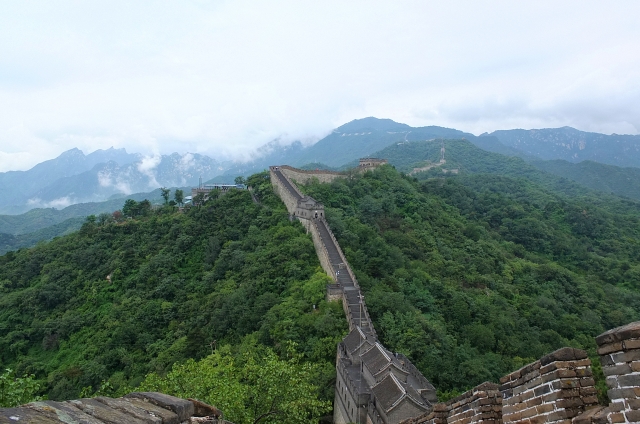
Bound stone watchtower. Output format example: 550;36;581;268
295;196;325;220
359;158;388;170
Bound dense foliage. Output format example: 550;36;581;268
302;165;640;398
0;172;346;413
140;342;331;424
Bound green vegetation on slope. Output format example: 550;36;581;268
0;172;346;417
302;165;640;398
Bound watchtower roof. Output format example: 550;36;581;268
343;326;375;354
372;373;429;414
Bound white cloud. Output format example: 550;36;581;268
137;155;162;188
0;0;639;171
27;196;74;209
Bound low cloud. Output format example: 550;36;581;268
27;196;74;209
137;155;161;188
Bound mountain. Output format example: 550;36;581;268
484;127;640;167
529;159;640;201
0;148;140;213
0;150;223;214
364;138;640;207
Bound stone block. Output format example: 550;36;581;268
609;412;626;423
607;387;638;400
535;402;554;414
579;377;595;387
31;401;105;424
94;396;163;423
596;321;640;345
556;397;583;409
0;406;62;423
126;398;182;424
556;369;576;378
625;409;640;422
579;386;598;396
600;354;615;367
612;349;640;363
533;384;551;397
630;361;640;372
70;398;149;424
606;375;620;388
597;341;624;355
125;392;195;421
575;367;593;377
572;406;606;424
623;338;640;350
618;373;640;387
540;347;588;365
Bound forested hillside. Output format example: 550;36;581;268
0;172;346;422
301;165;640;397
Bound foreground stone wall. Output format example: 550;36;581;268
500;347;597;423
0;392;231;423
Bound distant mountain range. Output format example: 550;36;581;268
2;117;640;254
0;148;225;214
2;117;640;215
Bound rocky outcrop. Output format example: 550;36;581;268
0;392;231;424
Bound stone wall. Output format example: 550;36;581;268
0;392;231;423
309;219;336;281
574;321;640;423
448;382;502;424
278;165;344;185
500;347;597;423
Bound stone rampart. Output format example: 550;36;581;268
500;347;597;423
573;321;640;423
278;165;344;185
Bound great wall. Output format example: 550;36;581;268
269;160;640;424
3;159;640;423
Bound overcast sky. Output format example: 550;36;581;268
1;1;639;172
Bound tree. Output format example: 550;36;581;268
0;369;42;407
122;199;138;218
174;189;184;206
235;176;246;186
161;188;170;205
193;192;206;207
138;344;330;424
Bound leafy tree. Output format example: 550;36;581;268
161;187;171;204
235;176;246;186
174;189;184;206
0;369;42;407
122;199;138;218
139;344;330;424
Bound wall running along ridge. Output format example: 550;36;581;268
270;164;640;424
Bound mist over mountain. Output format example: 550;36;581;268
3;117;640;216
0;149;224;214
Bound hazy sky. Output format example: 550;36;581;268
1;1;639;172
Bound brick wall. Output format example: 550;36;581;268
588;321;640;423
500;347;597;423
448;382;502;424
279;165;344;185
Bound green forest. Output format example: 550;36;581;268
0;173;346;423
1;143;640;420
301;164;640;399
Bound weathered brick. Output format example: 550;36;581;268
558;388;580;398
551;379;578;389
535;403;554;414
612;349;640;363
596;321;640;346
546;409;568;421
542;391;561;403
575;368;593;377
608;387;638;400
618;373;640;387
630;361;640;372
623;338;640;350
608;400;625;412
579;377;595;387
626;397;640;409
625;409;640;422
541;371;560;383
579;386;598;396
556;369;577;378
524;376;543;390
609;412;626;423
525;396;542;408
606;375;620;389
557;397;583;408
533;384;551;397
597;341;624;355
520;405;538;419
600;354;615;367
582;395;598;405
